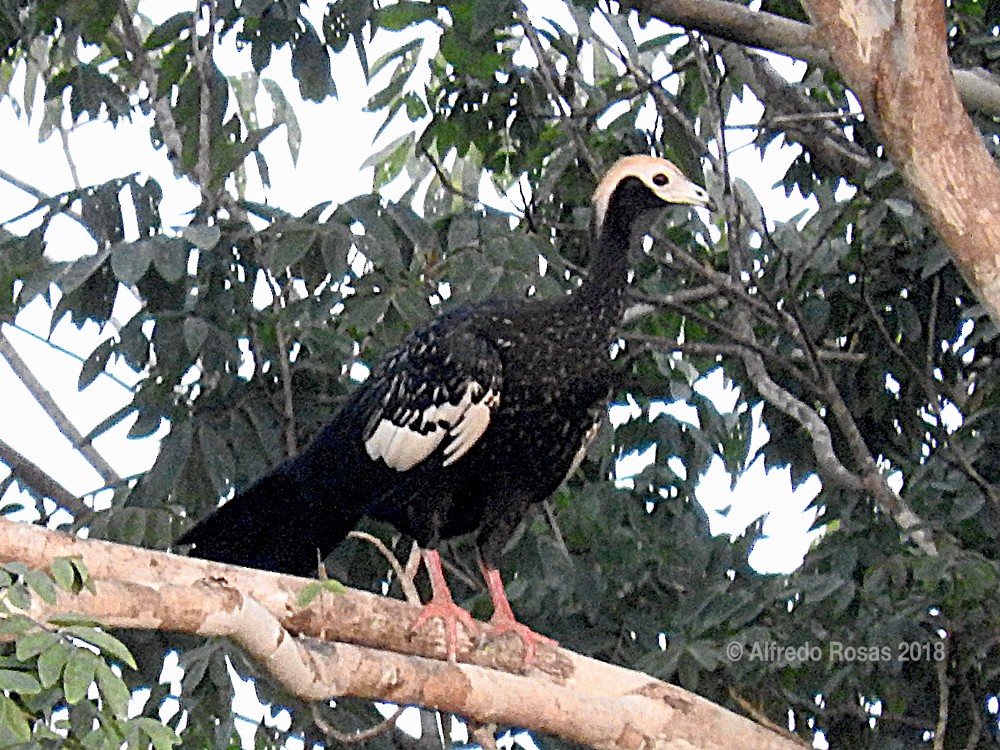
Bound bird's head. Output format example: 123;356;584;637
591;155;715;234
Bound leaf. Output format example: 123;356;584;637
199;423;234;496
884;197;914;218
134;420;193;507
78;338;114;391
110;240;152;284
374;1;437;31
143;12;194;50
23;569;56;605
62;649;97;704
37;643;69;688
0;695;30;743
62;626;137;669
292;22;336;102
183;316;210;355
262;79;302;164
94;661;130;719
0;668;41;695
51;557;77;592
132;717;181;750
182;224;221;250
297;579;347;608
267;229;317;272
15;630;59;661
149;236;189;282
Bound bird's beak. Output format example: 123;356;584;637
671;179;716;212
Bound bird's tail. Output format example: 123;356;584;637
176;427;373;577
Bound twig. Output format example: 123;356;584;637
514;5;600;178
0;332;121;488
3;323;135;392
114;2;186;166
191;0;216;201
310;702;406;744
933;641;949;750
420;147;481;205
59;127;82;190
0;437;90;517
737;329;863;490
542;500;570;559
727;688;812;748
821;377;940;556
348;531;420;605
468;721;499;750
275;322;297;457
0;168;85;228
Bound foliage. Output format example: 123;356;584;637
0;0;999;748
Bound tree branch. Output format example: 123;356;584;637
0;518;801;750
0;437;88;516
624;0;1000;117
0;331;121;491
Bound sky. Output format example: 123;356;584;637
0;1;825;745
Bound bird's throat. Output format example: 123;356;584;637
576;215;633;317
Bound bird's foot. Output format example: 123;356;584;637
486;611;557;668
411;596;478;662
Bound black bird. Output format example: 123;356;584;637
178;155;713;662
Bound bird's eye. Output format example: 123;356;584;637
652;173;670;187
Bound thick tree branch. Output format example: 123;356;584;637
625;0;1000;116
0;518;801;750
798;0;1000;351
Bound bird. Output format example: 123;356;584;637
177;154;714;664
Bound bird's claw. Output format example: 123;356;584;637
487;613;557;668
411;599;478;661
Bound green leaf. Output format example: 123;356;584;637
62;626;137;670
143;11;194;50
884;197;914;218
266;229;316;272
37;643;69;688
51;557;75;592
0;695;30;743
15;630;59;661
0;668;41;695
148;236;189;282
63;649;97;704
133;716;181;750
374;1;437;31
45;612;101;627
51;556;88;594
94;661;131;719
24;570;56;604
297;579;347;608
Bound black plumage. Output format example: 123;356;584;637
177;155;713;661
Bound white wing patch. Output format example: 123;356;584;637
365;383;499;471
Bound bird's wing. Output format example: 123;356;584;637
362;321;502;472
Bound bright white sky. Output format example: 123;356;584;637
0;1;825;745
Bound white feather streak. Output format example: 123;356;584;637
365;383;498;471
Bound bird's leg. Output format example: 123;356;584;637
480;560;557;667
410;549;477;661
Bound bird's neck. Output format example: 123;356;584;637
576;210;634;319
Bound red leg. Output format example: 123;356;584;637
410;549;477;661
480;561;557;667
